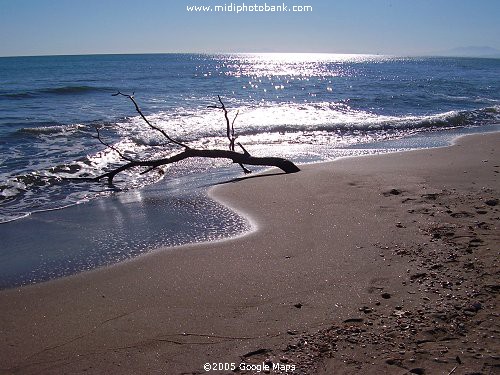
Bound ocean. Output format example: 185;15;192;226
1;53;499;287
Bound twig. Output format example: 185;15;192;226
237;142;250;156
92;126;136;162
218;95;233;150
208;96;251;173
231;110;239;143
113;92;188;149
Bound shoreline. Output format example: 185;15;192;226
0;132;498;374
2;125;499;289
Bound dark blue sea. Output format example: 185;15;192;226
1;53;499;287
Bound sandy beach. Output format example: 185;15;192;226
0;132;498;375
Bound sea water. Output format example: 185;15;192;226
1;53;499;287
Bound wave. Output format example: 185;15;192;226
17;119;124;136
147;102;500;139
405;106;500;129
242;104;500;134
100;103;500;152
0;85;112;100
0;92;36;99
19;123;89;135
433;93;500;105
40;85;112;95
2;102;499;224
15;103;498;142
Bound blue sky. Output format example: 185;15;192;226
0;0;499;56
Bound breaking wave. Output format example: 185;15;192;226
123;102;500;143
1;100;499;224
233;105;500;136
19;123;89;135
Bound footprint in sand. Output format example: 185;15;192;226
449;211;474;218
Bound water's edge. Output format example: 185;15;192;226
1;125;499;289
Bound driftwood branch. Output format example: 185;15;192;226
92;148;300;185
80;94;299;185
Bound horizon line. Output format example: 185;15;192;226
1;51;499;59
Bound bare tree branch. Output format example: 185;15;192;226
73;94;300;186
90;147;300;185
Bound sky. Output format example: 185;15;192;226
0;0;499;57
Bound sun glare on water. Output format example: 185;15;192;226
215;52;389;79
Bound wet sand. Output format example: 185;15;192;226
0;132;498;374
